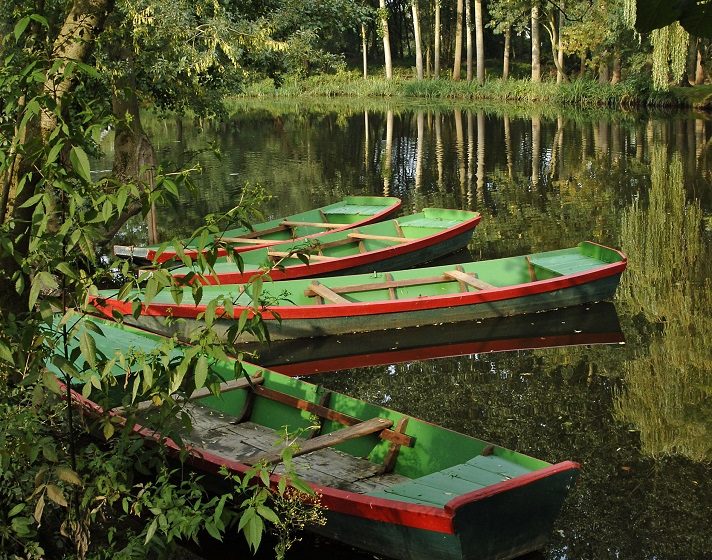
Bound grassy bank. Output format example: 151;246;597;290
240;70;711;110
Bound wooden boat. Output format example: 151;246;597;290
113;196;402;264
171;208;481;284
91;242;627;342
249;302;624;376
57;317;580;560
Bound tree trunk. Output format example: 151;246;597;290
611;52;622;84
545;8;567;82
379;0;393;80
434;0;441;77
695;40;705;84
412;1;424;80
453;0;463;80
503;26;511;80
0;0;113;314
579;51;587;77
557;2;565;84
361;24;368;78
598;56;609;84
474;0;484;85
465;0;473;82
531;4;541;82
383;110;393;195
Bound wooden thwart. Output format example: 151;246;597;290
308;281;351;304
442;270;496;291
244;417;393;466
253;385;414;447
304;269;495;299
347;233;409;243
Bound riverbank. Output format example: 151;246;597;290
239;71;712;111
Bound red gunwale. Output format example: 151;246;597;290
90;244;627;322
269;331;625;376
65;383;578;535
143;199;403;264
179;214;481;285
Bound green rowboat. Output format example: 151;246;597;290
92;242;627;342
58;317;580;560
113;196;401;264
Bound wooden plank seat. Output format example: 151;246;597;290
527;253;604;276
304;269;496;300
346;233;409;243
244;417;394;466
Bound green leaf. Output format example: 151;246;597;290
42;370;62;394
290;477;315;496
204;520;223;541
0;341;13;363
8;504;25;517
14;16;30;41
256;505;280;525
103;420;115;440
142;364;154;392
194;355;208;390
145;518;158;544
80;330;97;369
45;484;68;507
242;511;264;552
46;140;64;165
56;467;82;486
29;14;48;27
69;146;92;182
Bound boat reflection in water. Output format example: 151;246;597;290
248;302;624;376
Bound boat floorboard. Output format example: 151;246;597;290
183;403;410;492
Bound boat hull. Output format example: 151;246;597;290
314;467;578;560
120;273;623;342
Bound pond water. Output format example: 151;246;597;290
109;99;711;560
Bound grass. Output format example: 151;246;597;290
238;68;703;110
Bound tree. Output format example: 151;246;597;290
453;0;464;79
474;0;485;85
531;2;541;82
412;0;424;79
434;0;442;77
379;0;394;79
465;0;473;81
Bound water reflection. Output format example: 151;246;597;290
98;102;711;560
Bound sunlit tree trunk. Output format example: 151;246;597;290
599;56;610;84
474;0;484;85
434;0;441;77
503;26;511;80
545;7;567;82
412;0;424;80
453;0;463;80
531;3;541;82
361;23;368;78
465;0;473;82
379;0;393;79
557;2;565;84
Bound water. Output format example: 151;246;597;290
107;100;711;560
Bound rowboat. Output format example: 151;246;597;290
91;242;627;342
171;208;481;284
57;317;580;560
113;196;402;264
250;302;624;376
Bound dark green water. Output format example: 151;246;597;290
106;100;711;560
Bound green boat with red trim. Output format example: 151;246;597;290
60;317;580;560
113;195;402;264
171;208;481;284
91;242;627;342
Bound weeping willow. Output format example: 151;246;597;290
622;0;636;28
651;23;690;90
615;147;711;463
